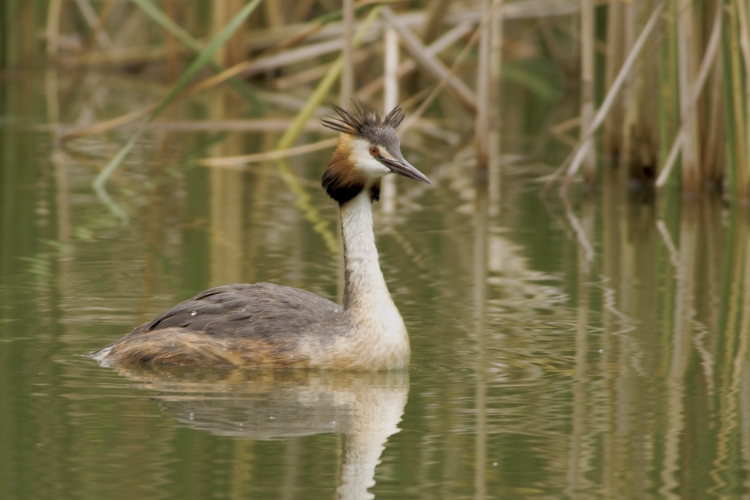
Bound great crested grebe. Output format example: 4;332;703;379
91;104;430;371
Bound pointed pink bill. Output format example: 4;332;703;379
379;157;431;184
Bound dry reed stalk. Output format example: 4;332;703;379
59;45;192;67
551;117;581;147
200;120;450;172
276;7;381;151
381;6;478;113
61;32;363;140
655;6;722;189
735;0;750;197
130;0;203;53
11;0;34;66
292;0;317;22
399;2;501;134
151;118;327;132
538;23;575;78
381;25;399;213
413;0;452;106
618;1;660;178
199;138;339;167
603;0;625;156
476;0;492;174
341;0;355;106
579;0;595;184
488;1;502;213
395;85;434;110
212;0;248;66
727;1;748;198
422;0;453;43
549;0;666;193
61;54;255;140
61;104;158;140
676;0;701;194
206;164;321;188
489;6;502;86
89;0;116;48
462;0;579;21
93;0;264;199
264;0;285;27
489;6;502;104
45;0;63;58
242;10;419;50
241;0;576;51
164;0;179;82
272;48;374;90
264;22;326;55
355;20;474;99
657;3;679;175
73;0;112;49
126;0;272;104
210;0;226;66
248;0;388;46
241;39;349;76
703;61;724;185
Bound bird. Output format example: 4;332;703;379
91;103;431;371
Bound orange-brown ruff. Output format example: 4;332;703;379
91;104;431;371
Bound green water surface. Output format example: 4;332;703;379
1;73;749;500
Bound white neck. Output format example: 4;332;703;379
340;191;391;311
337;190;409;369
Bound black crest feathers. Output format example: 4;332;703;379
321;101;405;137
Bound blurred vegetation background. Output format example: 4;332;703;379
1;0;749;200
5;4;750;497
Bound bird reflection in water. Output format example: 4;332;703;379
111;364;408;500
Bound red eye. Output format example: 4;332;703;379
369;146;379;157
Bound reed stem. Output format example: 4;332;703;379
476;0;491;175
579;0;596;184
340;0;355;106
656;5;722;189
45;0;63;59
555;0;666;193
735;0;750;199
381;26;399;213
676;0;701;195
727;0;748;200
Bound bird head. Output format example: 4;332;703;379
321;103;431;204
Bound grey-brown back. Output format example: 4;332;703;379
121;283;344;343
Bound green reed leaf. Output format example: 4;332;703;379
129;0;203;52
93;0;263;218
277;6;380;150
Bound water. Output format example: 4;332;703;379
2;73;750;499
